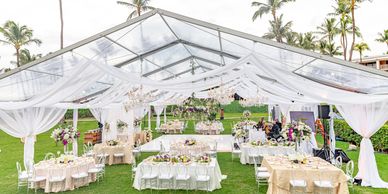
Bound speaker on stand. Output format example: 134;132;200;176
314;105;335;162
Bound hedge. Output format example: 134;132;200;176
334;119;388;152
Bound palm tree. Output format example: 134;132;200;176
376;29;388;52
252;0;295;22
59;0;64;49
285;31;298;46
262;14;293;43
0;21;42;67
297;32;317;51
354;42;370;62
11;49;42;66
348;0;372;61
117;0;155;21
318;40;342;56
315;18;339;45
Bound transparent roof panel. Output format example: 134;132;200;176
163;15;220;51
65;74;116;101
295;59;388;94
221;32;254;57
186;45;222;65
29;52;86;76
145;43;191;67
108;14;177;54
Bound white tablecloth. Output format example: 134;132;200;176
170;141;210;156
34;157;96;193
240;144;296;164
195;121;224;135
133;158;223;191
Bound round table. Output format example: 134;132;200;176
34;156;96;193
170;141;210;156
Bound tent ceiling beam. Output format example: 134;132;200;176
142;56;192;77
162;66;201;80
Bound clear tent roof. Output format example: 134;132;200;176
1;9;388;103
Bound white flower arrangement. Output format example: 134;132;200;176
50;126;80;146
116;120;128;132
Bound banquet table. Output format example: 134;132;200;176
195;121;224;135
262;156;349;194
159;121;184;134
170;141;211;156
93;141;132;165
133;158;223;191
240;143;296;164
34;156;96;193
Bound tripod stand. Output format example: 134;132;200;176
314;118;335;162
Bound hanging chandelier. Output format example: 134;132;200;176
124;85;157;111
208;80;235;105
239;89;268;107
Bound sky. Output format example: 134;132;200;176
0;0;387;69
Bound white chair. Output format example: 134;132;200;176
254;158;270;193
130;157;137;181
231;142;242;162
27;162;46;193
160;142;167;154
253;157;268;173
248;149;259;164
289;168;307;194
346;160;354;190
175;164;191;192
48;168;66;192
71;164;89;188
313;171;334;194
88;155;105;182
195;165;210;191
206;141;217;158
132;145;141;160
140;164;158;191
113;152;125;164
16;161;29;191
44;152;56;161
83;144;94;157
334;156;343;169
96;152;109;165
157;164;174;190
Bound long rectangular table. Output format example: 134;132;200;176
262;156;349;194
133;158;222;191
240;143;296;164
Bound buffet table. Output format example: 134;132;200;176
133;157;222;191
93;141;132;165
195;121;224;135
262;156;349;194
240;143;296;164
34;156;96;193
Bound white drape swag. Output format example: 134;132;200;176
336;101;388;188
0;107;66;168
72;109;78;156
154;106;165;129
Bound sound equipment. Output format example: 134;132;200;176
318;105;330;119
334;149;351;163
313;148;350;163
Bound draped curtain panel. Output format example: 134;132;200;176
154;106;165;129
337;101;388;188
72;109;78;156
0;107;66;168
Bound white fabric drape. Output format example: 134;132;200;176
336;101;388;188
148;106;152;130
154;106;165;129
164;107;167;124
0;107;66;168
329;105;336;162
72;109;78;156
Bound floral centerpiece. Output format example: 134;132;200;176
57;154;75;164
116;120;128;133
50;125;80;148
196;154;211;163
250;140;264;146
288;153;308;164
133;118;142;128
184;139;197;146
107;140;119;146
145;129;152;142
243;110;252;119
171;155;192;163
152;154;171;162
234;129;247;139
282;121;312;142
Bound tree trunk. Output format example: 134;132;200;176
59;0;64;49
349;0;356;61
359;51;362;63
272;9;277;23
16;47;20;67
137;6;141;16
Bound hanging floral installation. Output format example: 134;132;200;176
50;125;80;146
173;94;220;121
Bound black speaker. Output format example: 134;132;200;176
318;105;330;119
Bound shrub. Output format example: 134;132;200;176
334;119;388;152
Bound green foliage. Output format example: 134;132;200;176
221;101;267;113
335;119;388;152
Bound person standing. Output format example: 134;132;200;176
220;108;224;120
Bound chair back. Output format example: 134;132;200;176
346;160;354;178
159;163;171;177
176;164;188;176
44;153;56;161
16;161;22;176
195;164;209;178
97;153;106;167
335;156;343;169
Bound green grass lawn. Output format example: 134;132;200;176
0;113;387;194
